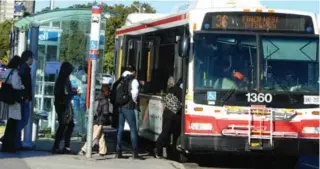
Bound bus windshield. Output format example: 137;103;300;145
261;37;319;93
194;33;319;94
194;33;257;91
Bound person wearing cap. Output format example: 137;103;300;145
78;82;111;156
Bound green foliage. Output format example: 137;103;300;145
39;127;54;138
70;1;156;73
0;20;13;64
103;2;156;73
59;21;86;66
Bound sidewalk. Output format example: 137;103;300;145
0;151;185;169
0;127;185;169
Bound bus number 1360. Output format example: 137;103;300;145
245;93;273;103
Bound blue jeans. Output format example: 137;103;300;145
15;102;30;149
116;107;138;152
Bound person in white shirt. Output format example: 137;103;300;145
114;65;140;159
0;56;25;153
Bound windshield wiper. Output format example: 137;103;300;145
220;85;237;103
266;67;298;104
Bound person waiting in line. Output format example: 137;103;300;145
154;78;183;159
78;83;111;156
109;73;124;129
0;56;25;153
114;65;141;159
15;50;33;150
52;62;79;154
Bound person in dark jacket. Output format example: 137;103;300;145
78;84;110;156
52;62;78;154
15;50;33;150
154;78;183;159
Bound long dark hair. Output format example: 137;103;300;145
54;62;73;96
7;56;21;69
21;50;32;64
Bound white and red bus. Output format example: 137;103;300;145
114;0;319;160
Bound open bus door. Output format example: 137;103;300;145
137;36;160;90
115;35;141;79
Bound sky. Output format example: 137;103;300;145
34;0;319;14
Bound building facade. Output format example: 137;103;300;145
0;0;35;22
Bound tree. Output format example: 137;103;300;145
69;1;156;73
0;20;13;64
103;1;156;73
59;21;87;66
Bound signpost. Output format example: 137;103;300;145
86;2;102;158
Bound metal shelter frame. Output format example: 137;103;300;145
13;8;116;148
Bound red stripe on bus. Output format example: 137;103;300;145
184;114;320;138
116;13;187;35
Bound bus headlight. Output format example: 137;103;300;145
190;123;212;130
302;127;320;134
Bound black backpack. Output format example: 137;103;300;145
114;78;132;106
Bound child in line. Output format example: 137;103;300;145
79;83;111;156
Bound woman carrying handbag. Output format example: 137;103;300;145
0;56;25;153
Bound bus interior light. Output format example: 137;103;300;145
193;23;197;31
243;9;250;12
256;9;262;12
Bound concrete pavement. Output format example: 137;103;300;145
0;151;185;169
0;127;185;169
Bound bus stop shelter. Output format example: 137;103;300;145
14;8;115;148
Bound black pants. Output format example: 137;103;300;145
2;118;18;152
53;105;75;149
155;109;181;155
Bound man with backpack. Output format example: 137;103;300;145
112;65;140;159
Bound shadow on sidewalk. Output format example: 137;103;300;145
0;127;144;160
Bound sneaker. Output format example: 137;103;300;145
62;147;72;154
153;148;163;159
78;150;86;156
114;152;123;159
51;148;60;154
131;152;143;160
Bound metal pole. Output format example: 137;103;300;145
50;0;54;10
24;23;39;148
17;30;26;56
51;98;55;134
40;54;46;112
86;2;102;158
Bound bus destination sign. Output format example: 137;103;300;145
202;12;314;34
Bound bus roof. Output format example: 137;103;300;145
124;13;169;26
116;0;317;36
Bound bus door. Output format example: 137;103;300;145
138;36;160;92
116;35;140;79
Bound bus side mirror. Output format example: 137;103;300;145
178;36;189;58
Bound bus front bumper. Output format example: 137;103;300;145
182;135;319;155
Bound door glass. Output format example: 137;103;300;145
47;45;57;61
